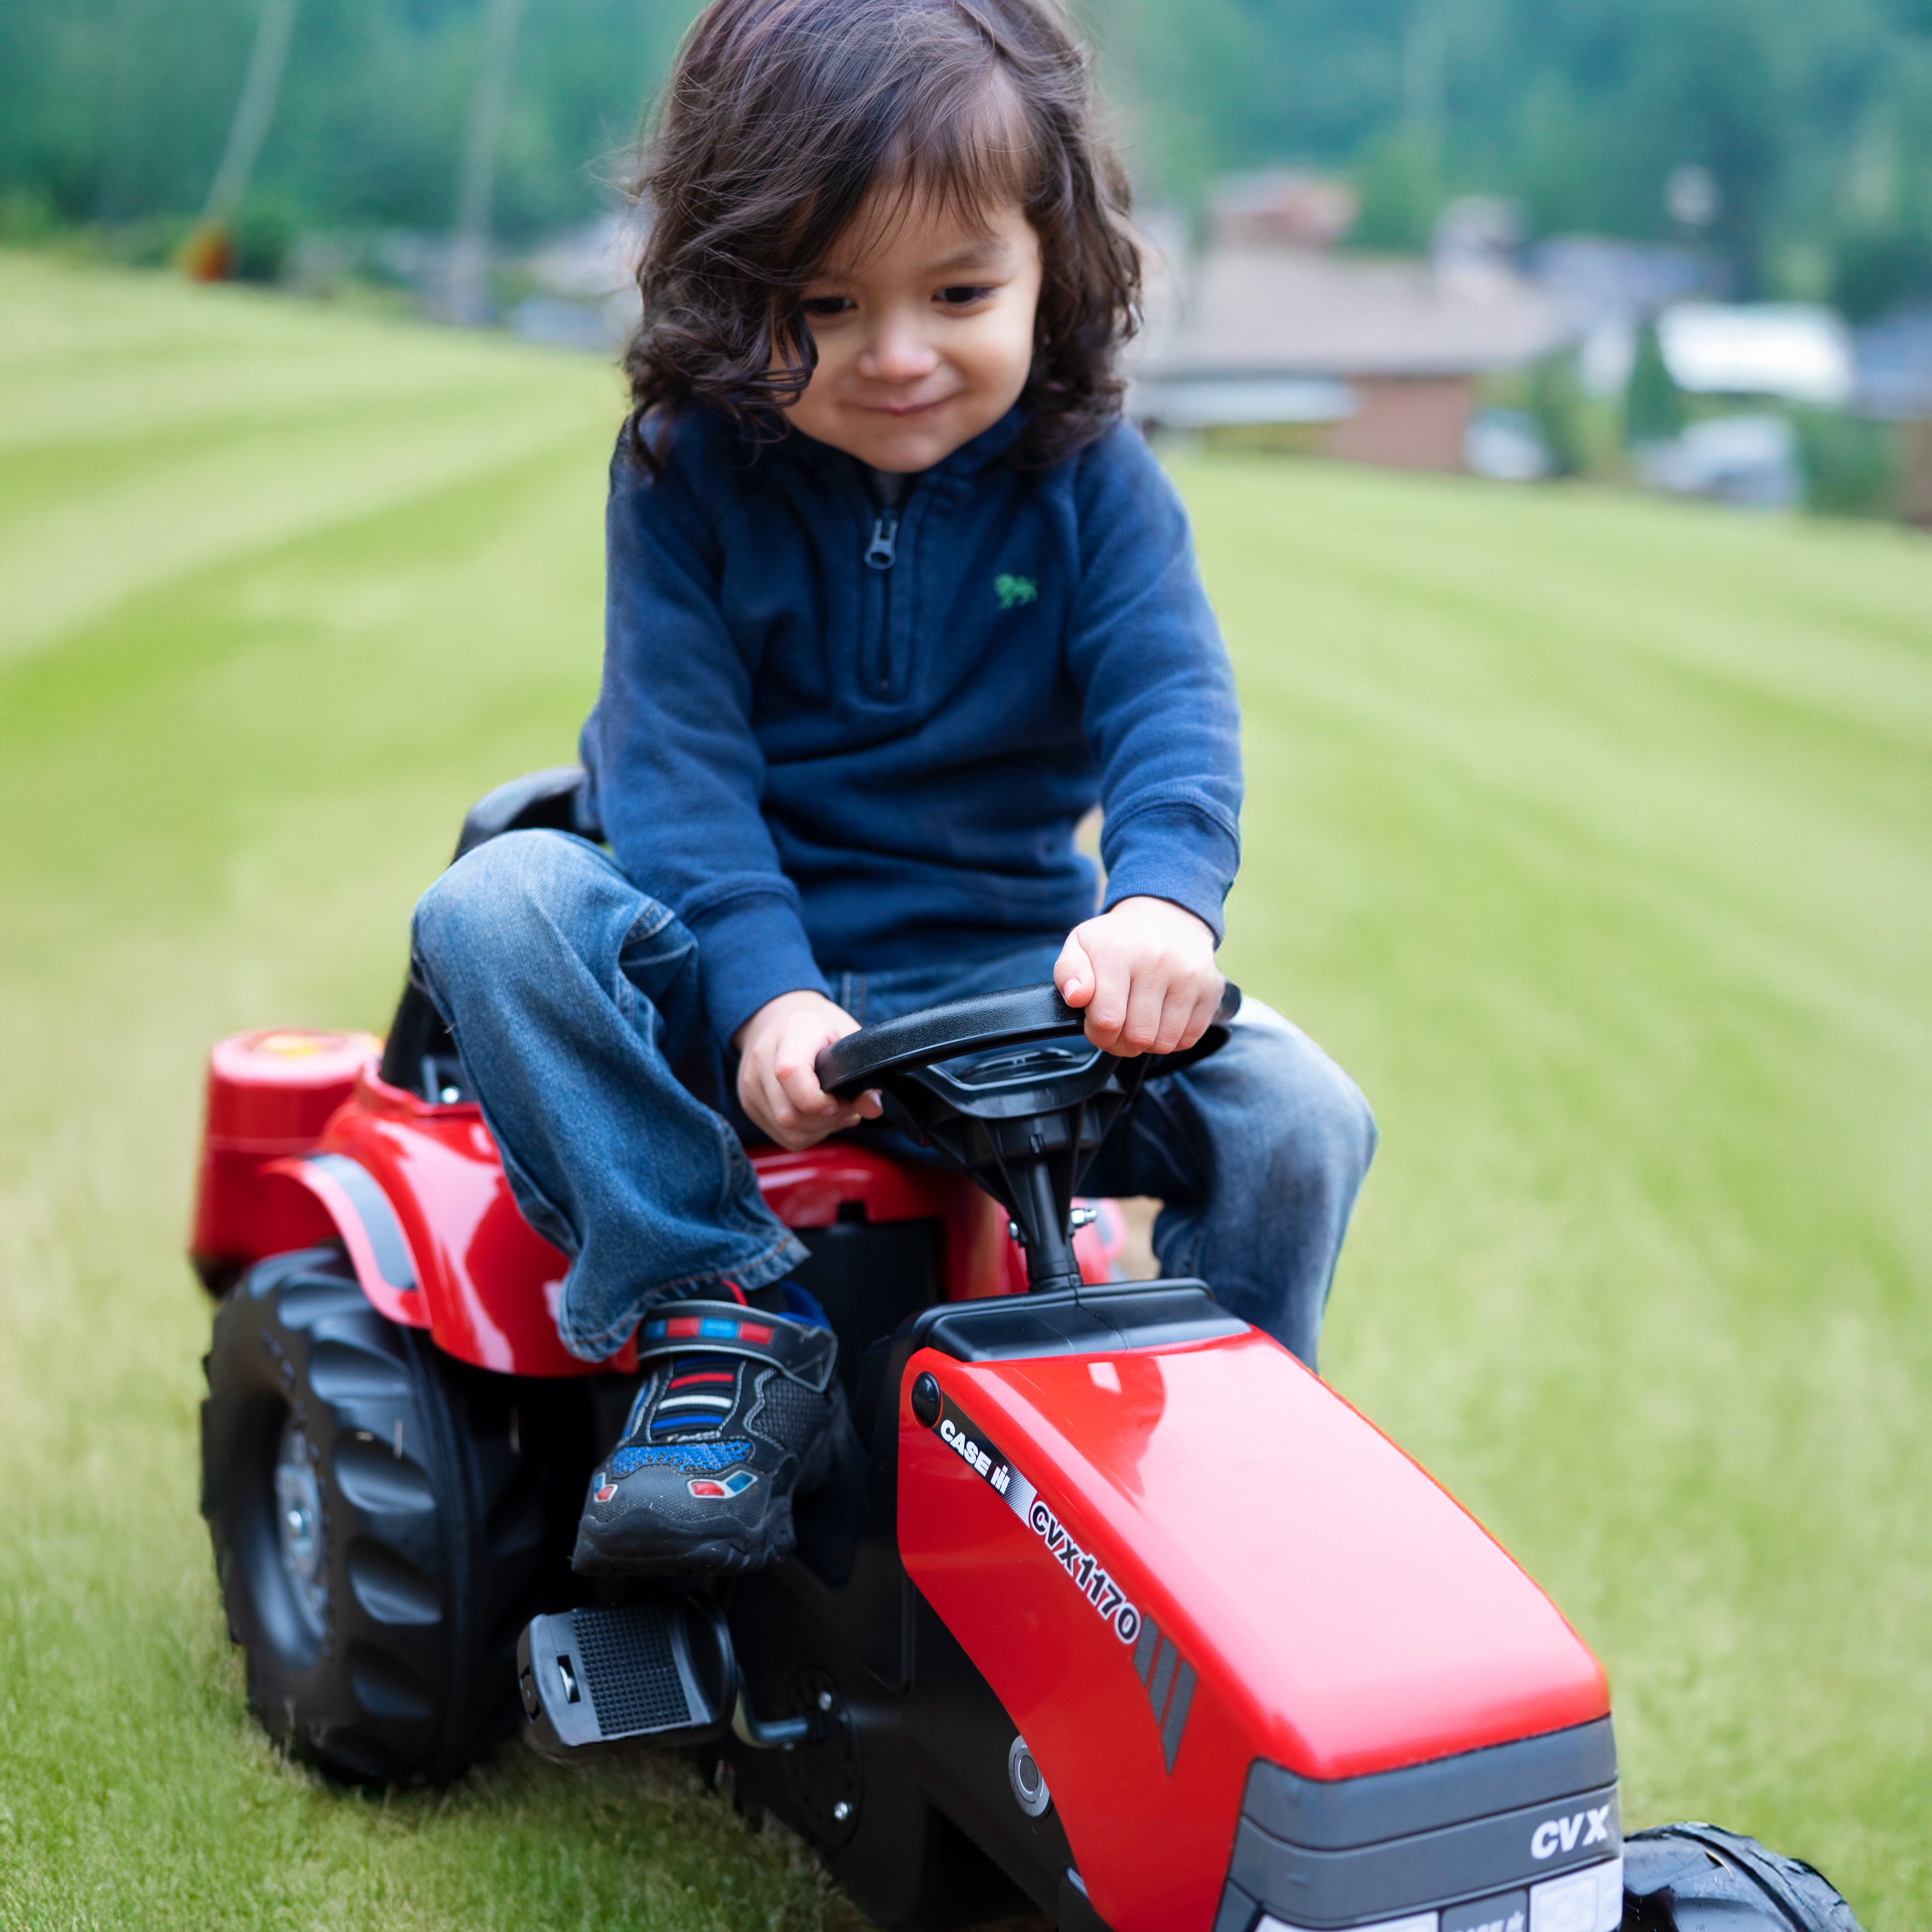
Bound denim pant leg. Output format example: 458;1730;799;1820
1079;999;1378;1370
410;829;807;1360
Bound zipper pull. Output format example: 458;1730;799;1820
865;509;898;570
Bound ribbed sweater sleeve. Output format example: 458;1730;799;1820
583;444;830;1045
1066;428;1243;940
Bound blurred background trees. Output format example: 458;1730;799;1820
2;0;1929;319
1106;0;1932;314
0;0;688;247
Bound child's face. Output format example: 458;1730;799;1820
784;192;1042;473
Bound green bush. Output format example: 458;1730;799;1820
227;197;299;284
1527;351;1590;477
1793;409;1901;519
1623;320;1686;449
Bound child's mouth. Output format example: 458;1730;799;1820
855;392;953;419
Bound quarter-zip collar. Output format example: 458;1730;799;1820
863;495;902;571
788;407;1028;589
861;465;914;571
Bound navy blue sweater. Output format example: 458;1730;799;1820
580;404;1242;1046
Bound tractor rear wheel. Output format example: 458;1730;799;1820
200;1245;593;1782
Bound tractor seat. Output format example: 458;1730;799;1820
378;769;602;1100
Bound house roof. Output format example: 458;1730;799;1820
1136;244;1571;380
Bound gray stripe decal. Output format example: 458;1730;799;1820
1134;1616;1160;1685
1148;1637;1178;1723
308;1153;416;1291
1161;1661;1196;1772
1132;1619;1196;1773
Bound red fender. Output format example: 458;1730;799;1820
193;1032;1123;1375
315;1068;622;1376
262;1153;431;1333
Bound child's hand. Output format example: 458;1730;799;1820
1054;896;1224;1057
733;990;884;1151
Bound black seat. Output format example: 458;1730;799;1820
377;768;602;1099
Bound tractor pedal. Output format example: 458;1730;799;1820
517;1600;732;1753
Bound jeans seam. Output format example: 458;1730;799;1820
625;898;678;942
613;901;681;1027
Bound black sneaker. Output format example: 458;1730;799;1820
571;1294;843;1577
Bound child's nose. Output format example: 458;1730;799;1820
857;310;938;384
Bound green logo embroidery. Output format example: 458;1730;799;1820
994;573;1038;610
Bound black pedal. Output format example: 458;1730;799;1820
518;1599;733;1752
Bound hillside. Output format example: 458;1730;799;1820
0;252;1926;1928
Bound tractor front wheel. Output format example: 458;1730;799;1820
200;1246;589;1782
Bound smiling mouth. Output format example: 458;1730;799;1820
853;394;955;419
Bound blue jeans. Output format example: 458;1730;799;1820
412;832;1376;1369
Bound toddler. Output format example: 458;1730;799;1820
414;0;1376;1578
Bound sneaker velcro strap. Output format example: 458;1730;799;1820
635;1300;837;1393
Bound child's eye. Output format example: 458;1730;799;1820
801;296;853;318
937;285;994;308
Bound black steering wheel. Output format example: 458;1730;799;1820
816;980;1240;1102
815;981;1240;1293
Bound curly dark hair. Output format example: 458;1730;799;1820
621;0;1141;472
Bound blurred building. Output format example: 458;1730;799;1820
508;214;642;351
1853;302;1932;526
1854;301;1932;420
1131;179;1570;471
1636;417;1802;510
1655;304;1853;407
1527;237;1716;393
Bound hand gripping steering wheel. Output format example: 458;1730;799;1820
815;981;1241;1293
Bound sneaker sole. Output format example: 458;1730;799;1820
571;1504;795;1578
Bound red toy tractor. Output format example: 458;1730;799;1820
194;770;1862;1932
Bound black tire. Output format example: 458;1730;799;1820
1624;1823;1865;1931
200;1245;594;1783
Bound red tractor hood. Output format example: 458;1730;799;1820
898;1329;1608;1932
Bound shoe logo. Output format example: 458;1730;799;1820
994;572;1037;610
1530;1804;1614;1858
688;1470;758;1499
647;1314;773;1344
594;1477;617;1503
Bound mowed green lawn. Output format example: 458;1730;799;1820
0;250;1926;1928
